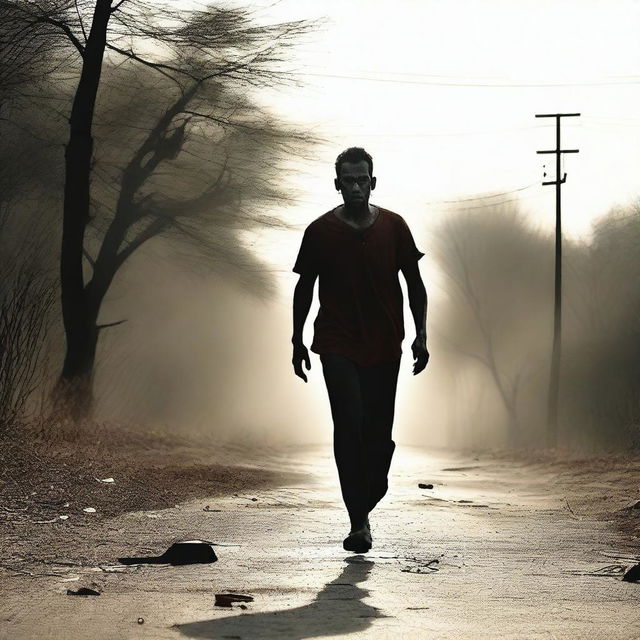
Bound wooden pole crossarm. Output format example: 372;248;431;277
537;149;579;154
535;113;581;118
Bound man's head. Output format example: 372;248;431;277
334;147;376;208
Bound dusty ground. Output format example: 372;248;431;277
0;424;301;568
1;434;639;639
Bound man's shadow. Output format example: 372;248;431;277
177;556;388;639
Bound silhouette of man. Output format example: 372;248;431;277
292;147;429;553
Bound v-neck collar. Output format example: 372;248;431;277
331;205;381;232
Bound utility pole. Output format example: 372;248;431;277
536;112;580;448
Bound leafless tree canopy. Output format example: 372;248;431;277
0;0;324;422
433;201;640;451
0;0;318;86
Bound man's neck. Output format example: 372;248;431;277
334;203;379;231
339;202;375;221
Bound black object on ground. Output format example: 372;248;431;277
418;483;434;489
67;587;101;596
119;541;218;566
214;593;254;607
622;563;640;582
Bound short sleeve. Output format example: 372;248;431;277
397;217;425;269
293;227;320;275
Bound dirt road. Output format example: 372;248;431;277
2;444;639;639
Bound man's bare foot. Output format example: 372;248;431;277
343;519;372;553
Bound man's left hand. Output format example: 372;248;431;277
411;336;429;375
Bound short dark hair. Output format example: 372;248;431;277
335;147;373;179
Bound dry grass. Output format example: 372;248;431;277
0;419;296;569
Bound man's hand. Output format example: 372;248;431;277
292;342;311;382
411;335;429;375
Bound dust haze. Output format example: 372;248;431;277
400;200;640;453
5;81;640;452
12;187;640;454
1;1;638;455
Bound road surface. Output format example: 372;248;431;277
2;444;639;639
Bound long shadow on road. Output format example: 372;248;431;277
177;556;389;639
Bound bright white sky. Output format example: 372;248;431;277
225;0;640;288
156;0;640;445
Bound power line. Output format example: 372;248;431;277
332;124;551;138
272;69;640;88
287;181;540;207
433;183;539;204
441;191;545;211
584;115;640;123
301;65;640;84
582;120;640;130
302;67;508;82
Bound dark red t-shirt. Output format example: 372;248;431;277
293;206;424;366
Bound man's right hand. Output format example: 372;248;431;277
292;342;311;382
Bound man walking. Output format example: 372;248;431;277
292;147;429;553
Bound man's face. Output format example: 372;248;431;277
335;160;376;207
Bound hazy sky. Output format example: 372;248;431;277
141;1;640;446
234;0;639;446
230;0;640;280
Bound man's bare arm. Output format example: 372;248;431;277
400;261;429;375
292;272;317;382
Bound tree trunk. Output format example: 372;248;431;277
54;308;99;421
57;0;112;421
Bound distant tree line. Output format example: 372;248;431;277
433;200;640;451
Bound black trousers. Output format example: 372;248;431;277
320;353;401;528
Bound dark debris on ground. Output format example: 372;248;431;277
0;422;292;571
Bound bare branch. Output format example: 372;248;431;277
110;0;127;13
34;16;85;57
115;215;169;267
82;247;95;268
96;319;127;330
73;0;87;42
106;43;197;83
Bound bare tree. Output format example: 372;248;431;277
0;191;56;431
560;201;640;449
1;0;321;419
0;267;55;431
434;204;553;447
